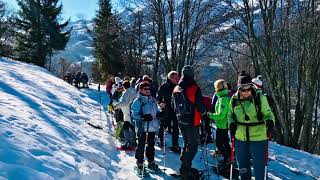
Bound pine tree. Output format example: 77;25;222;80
15;0;70;68
93;0;124;77
0;1;14;57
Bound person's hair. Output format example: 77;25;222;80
167;71;179;79
139;81;151;89
122;80;130;89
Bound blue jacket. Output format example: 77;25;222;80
131;93;160;133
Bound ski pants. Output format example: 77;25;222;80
216;128;231;162
179;126;200;170
235;139;267;180
158;111;179;146
135;132;156;165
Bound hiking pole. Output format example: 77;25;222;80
230;134;235;180
163;126;167;179
141;120;150;178
264;131;270;180
98;84;102;126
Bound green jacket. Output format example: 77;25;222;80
208;89;231;129
228;92;275;141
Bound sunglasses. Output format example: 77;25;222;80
240;87;252;92
143;88;151;91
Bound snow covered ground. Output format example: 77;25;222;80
0;57;319;180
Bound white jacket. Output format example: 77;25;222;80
113;88;137;122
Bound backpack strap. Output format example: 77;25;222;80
254;91;263;121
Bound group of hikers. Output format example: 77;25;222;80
104;65;275;180
63;71;90;88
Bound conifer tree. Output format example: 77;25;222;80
93;0;124;76
15;0;70;68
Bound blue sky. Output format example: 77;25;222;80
4;0;121;21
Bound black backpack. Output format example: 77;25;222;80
172;88;194;126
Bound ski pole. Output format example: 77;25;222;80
141;120;150;178
230;134;235;180
264;131;270;180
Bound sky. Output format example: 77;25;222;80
4;0;121;21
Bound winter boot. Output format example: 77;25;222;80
147;161;160;172
157;141;164;148
169;145;181;154
135;163;147;177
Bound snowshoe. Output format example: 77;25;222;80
134;166;149;179
211;164;239;179
146;162;161;173
157;141;164;148
169;146;181;154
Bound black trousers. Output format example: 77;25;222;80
180;126;200;170
135;132;156;164
216;128;231;162
158;112;179;146
200;115;212;142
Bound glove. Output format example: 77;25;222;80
142;114;153;122
266;120;274;132
108;105;114;112
229;123;237;136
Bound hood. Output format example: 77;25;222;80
178;76;196;89
216;89;229;98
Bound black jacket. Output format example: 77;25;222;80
156;78;176;110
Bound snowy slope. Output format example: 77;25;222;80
0;57;319;180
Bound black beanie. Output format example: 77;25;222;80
182;65;194;78
237;71;252;86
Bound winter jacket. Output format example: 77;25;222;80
113;88;137;123
112;90;123;103
203;96;213;112
131;93;160;133
173;76;206;127
228;92;275;141
156;78;176;111
106;79;114;96
208;89;231;129
212;90;233;113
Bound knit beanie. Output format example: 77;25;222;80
252;75;263;89
237;71;252;86
182;65;194;78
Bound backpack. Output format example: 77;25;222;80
114;109;124;122
172;88;194;126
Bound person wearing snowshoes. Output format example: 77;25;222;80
131;81;161;177
228;71;275;180
113;80;137;150
157;71;181;153
208;79;232;172
172;65;206;180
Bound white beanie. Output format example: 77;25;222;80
252;75;263;88
115;77;122;85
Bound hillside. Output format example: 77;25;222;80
0;57;319;180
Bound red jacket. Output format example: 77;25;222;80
203;96;213;112
106;80;114;95
185;84;204;126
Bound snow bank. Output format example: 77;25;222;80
0;58;111;179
